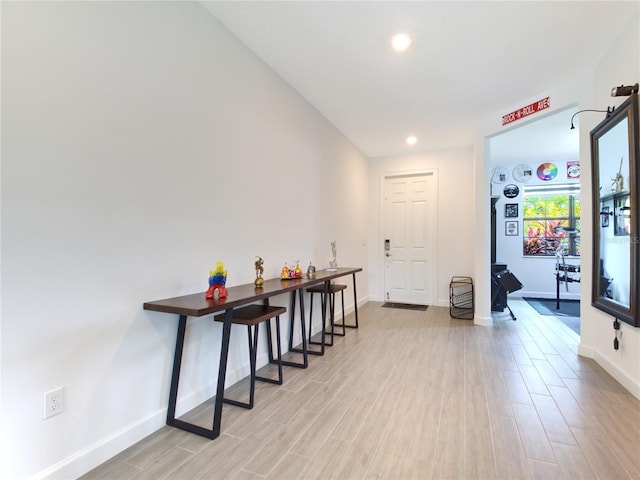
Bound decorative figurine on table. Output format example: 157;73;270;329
205;262;228;299
307;261;316;278
328;241;338;271
281;262;290;279
611;157;625;192
254;256;264;287
280;261;303;279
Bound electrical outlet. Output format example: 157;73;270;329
44;387;63;419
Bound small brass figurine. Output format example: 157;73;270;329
254;256;264;287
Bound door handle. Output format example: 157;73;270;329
385;253;392;257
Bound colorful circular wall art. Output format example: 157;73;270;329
537;162;558;181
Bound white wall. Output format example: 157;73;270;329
578;11;640;399
367;148;475;307
0;2;368;478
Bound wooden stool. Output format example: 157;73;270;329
214;304;285;409
307;283;347;353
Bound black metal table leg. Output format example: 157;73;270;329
282;289;309;368
166;315;187;425
348;272;359;328
167;308;234;439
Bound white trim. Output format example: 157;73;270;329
578;343;640;400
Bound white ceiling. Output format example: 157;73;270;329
202;1;638;159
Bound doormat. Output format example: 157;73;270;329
382;302;428;311
523;297;580;335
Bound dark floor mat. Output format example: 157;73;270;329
523;297;580;335
382;302;428;311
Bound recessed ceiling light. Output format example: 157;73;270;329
406;136;417;146
391;33;412;52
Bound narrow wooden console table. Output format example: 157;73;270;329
143;267;362;440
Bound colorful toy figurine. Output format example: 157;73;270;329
280;261;303;279
206;262;227;299
254;256;264;287
281;263;290;279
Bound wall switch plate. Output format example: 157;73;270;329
44;387;63;419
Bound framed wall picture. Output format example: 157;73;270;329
505;221;519;236
505;203;518;218
601;206;610;228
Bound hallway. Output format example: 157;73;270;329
82;300;640;479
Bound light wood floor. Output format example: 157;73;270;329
81;299;640;480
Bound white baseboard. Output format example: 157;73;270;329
578;344;640;400
31;410;166;480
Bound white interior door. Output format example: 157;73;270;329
383;173;435;304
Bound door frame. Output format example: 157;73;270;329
379;169;439;305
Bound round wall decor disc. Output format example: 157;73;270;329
503;184;520;198
537;162;558;181
513;164;534;182
491;166;509;184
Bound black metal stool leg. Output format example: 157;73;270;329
222;324;259;409
256;315;283;385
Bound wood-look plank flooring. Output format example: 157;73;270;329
80;299;640;480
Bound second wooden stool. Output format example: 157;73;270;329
214;304;285;409
307;283;347;353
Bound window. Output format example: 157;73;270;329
522;184;580;257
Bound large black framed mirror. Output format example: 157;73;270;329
591;93;639;327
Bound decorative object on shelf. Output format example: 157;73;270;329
505;221;518;236
206;262;228;299
503;184;519;198
254;256;264;287
537;162;558;181
505;203;518;218
307;262;316;278
281;261;303;279
567;160;580;179
491;166;509;184
611;157;625;192
328;241;338;271
512;164;533;183
280;263;290;279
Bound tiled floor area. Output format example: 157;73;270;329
80;299;640;479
